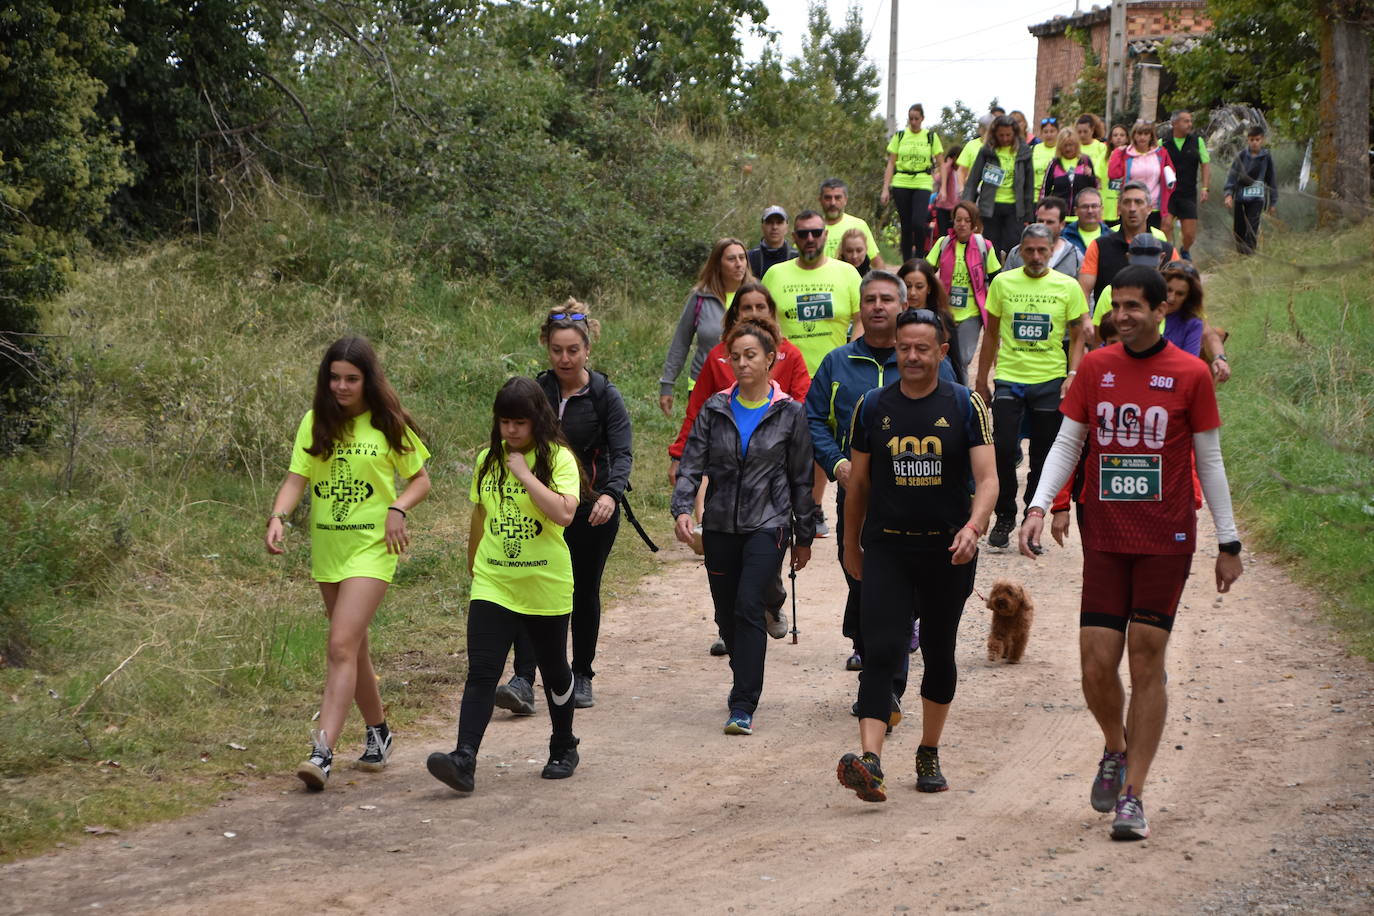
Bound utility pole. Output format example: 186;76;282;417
886;0;898;133
1105;0;1127;124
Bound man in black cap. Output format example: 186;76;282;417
747;206;797;279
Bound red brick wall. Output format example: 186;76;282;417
1031;2;1210;125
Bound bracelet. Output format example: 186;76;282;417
267;511;289;525
963;521;983;537
1066;370;1077;376
1025;507;1047;519
1214;354;1228;362
388;506;407;519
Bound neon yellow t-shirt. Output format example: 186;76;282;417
887;129;944;191
821;212;879;261
985;267;1088;383
1077;224;1104;251
927;236;1002;323
1101;151;1123;221
1032;142;1057;202
1092;285;1166;333
1167;135;1210;163
469;443;580;616
764;257;862;374
1080;138;1109;185
289;410;429;584
991;147;1017;204
958;141;981;171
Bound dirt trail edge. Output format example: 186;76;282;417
7;494;1374;915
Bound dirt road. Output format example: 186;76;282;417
6;494;1373;914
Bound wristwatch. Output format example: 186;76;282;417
1218;540;1242;555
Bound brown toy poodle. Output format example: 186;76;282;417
986;580;1034;663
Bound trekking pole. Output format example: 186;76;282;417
790;523;800;644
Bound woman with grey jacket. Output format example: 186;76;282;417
658;237;753;417
672;317;815;737
962;115;1035;260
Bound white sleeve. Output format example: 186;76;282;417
1029;418;1089;511
1193;428;1240;544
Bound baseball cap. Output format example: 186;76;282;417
761;205;788;221
1127;233;1169;267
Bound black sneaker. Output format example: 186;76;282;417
988;515;1014;548
295;729;332;791
427;745;476;793
541;737;580;779
845;652;863;671
915;744;948;792
709;637;728;656
573;674;595;709
813;508;830;538
837;751;886;802
356;723;392;772
494;675;536;716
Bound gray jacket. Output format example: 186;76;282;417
963;141;1035;223
671;382;817;545
659;289;726;397
1002;238;1084;278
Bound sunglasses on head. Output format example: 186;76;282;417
794;227;825;238
548;312;586;322
1162;260;1199;277
1041;117;1058;126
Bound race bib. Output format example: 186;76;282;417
1011;312;1052;342
1108;178;1123;191
981;164;1005;187
1240;184;1265;200
796;292;835;322
949;286;969;310
1099;454;1162;501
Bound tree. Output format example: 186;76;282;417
934;100;979;144
1314;1;1372;223
1049;28;1106;124
789;2;880;122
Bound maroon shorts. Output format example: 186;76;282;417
1080;548;1193;632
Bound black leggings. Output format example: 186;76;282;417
983;203;1022;260
458;600;574;753
703;527;788;715
991;381;1064;521
857;541;976;717
1233;200;1263;254
837;487;909;697
513;505;620;681
892;186;933;261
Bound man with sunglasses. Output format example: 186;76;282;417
836;305;996;801
975;223;1089;548
767;208;864;539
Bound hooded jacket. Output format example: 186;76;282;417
963;140;1035;222
1224;148;1278;206
536;369;633;507
671;381;817;544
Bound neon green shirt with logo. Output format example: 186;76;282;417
989;147;1017;203
289;410;429;584
926;237;1002;323
469;443;580;616
887;129;944;191
821;212;879;261
985;267;1088;383
1032;142;1057;201
1080;138;1110;184
764;257;863;374
958;141;981;172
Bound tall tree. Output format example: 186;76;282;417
790;2;879;122
1315;0;1372;223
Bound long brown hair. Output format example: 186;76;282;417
307;336;420;458
475;376;585;500
722;281;782;343
899;259;956;339
694;237;753;302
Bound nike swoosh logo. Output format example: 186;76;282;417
550;679;575;706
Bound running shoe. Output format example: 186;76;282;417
847;696;901;734
915;744;948;792
709;637;728;656
494;675;536;716
573;674;595;709
837;751;886;802
427;745;476;793
541;737;580;779
845;652;863;671
813;508;830;538
988;515;1014;548
909;619;921;654
355;723;392;772
1091;749;1127;813
765;605;789;639
724;711;753;735
295;729;332;791
1111;789;1150;840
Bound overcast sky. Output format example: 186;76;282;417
744;0;1086;127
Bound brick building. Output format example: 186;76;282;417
1028;2;1210;126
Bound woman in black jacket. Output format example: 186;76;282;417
672;318;815;736
493;303;634;713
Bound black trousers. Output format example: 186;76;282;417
1233;200;1264;254
892;186;933;261
934;206;954;239
836;487;909;697
512;505;619;681
983;202;1021;260
458;600;574;753
992;379;1064;521
857;540;976;718
703;527;788;715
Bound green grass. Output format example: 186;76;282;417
1205;219;1374;656
0;193;686;859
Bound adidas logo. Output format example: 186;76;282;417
934;417;949;428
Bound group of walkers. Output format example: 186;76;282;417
263;100;1253;845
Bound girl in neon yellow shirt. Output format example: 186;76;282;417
266;336;431;791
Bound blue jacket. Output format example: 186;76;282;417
804;336;900;480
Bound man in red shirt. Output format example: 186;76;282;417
1017;265;1243;841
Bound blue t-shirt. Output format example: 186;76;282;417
730;392;771;457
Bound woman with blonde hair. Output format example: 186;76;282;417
1041;131;1099;215
659;237;753;417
